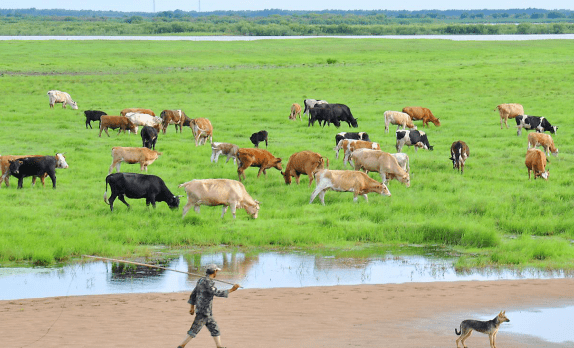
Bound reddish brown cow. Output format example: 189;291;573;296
190;118;213;146
120;108;155;117
99;115;137;137
236;148;282;181
525;148;549;180
160;109;188;134
281;151;329;187
402;106;440;127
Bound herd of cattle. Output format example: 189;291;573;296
0;92;561;219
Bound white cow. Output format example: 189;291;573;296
125;113;163;134
303;99;328;116
47;90;78;109
211;142;239;164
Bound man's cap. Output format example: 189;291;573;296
206;264;222;273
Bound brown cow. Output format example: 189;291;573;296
402;106;440;127
99;115;137;137
449;141;470;174
108;147;162;175
236;148;282;181
190;118;213;146
351;149;410;187
309;169;391;205
281;151;329;187
1;155;46;187
160;109;188;134
527;132;558;157
495;103;524;129
289;103;302;121
525;148;549;180
120;108;155;117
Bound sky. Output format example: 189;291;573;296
1;1;573;13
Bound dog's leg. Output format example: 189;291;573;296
460;329;472;348
489;332;495;348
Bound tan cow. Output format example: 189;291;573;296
236;148;282;181
384;111;417;133
343;140;381;167
310;169;391;205
351;149;410;187
190;118;213;146
450;140;470;174
179;179;260;219
1;155;46;187
281;151;329;187
495;103;524;129
160;109;188;134
402;106;440;127
289;103;302;121
47;90;78;109
525;148;549;180
108;147;162;175
211;142;239;164
527;132;558;157
99;115;137;137
120;108;155;117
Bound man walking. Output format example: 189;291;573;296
177;264;240;348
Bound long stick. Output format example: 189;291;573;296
82;255;240;287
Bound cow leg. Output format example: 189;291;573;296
181;200;193;218
147;196;157;208
225;154;233;163
118;195;130;209
109;160;119;175
380;172;387;184
362;194;369;202
108;193;118;211
309;186;323;204
295;174;301;185
257;167;265;178
17;177;24;189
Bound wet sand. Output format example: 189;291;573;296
2;278;573;348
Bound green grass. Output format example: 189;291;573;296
1;38;574;268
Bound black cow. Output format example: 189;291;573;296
250;130;268;148
515;115;558;136
334;132;371;146
103;173;180;211
141;125;158;150
396;130;434;153
308;104;340;128
8;153;69;189
84;110;107;129
329;104;358;128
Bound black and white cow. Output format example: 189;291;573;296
8;153;69;189
515;115;558;136
250;130;268;148
141;125;158;150
103;172;180;211
396;130;434;153
84;110;107;129
309;104;341;127
335;132;371;146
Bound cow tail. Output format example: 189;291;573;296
103;175;110;205
323;156;330;169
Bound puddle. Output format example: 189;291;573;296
0;249;571;301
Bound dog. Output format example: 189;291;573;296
455;310;510;348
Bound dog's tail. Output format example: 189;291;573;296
455;325;461;336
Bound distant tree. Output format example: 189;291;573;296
547;11;565;19
501;13;509;18
530;13;544;19
460;12;469;19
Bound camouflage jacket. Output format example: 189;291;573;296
188;276;229;316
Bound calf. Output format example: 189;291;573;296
47;90;78;109
281;151;329;187
334;132;370;146
342;140;381;167
236;148;282;181
160;109;187;134
396;130;434;153
527;133;558;157
125;112;163;134
179;179;260;219
120;108;155;117
402;106;440;127
250;130;268;148
141;126;158;150
525;148;549;180
515;115;558;136
289;103;302;121
495;103;524;129
84;110;107;129
351;149;410;186
310;169;391;205
104;173;180;211
8;153;69;189
211;142;239;164
99;115;137;137
449;140;470;174
384;111;417;133
190;118;213;146
108;147;162;175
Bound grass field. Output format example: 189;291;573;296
0;38;573;268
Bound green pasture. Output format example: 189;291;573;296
0;38;573;268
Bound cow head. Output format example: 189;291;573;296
281;170;292;185
167;195;181;210
433;118;441;126
376;182;392;197
55;153;69;169
350;118;358;128
273;158;283;171
245;200;260;219
69;100;78;110
8;160;23;174
401;173;411;188
551;126;558;134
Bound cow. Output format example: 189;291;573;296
236;148;282;182
396;130;434;153
120;108;155;117
340;140;381;167
211;142;239;164
99;115;137;137
47;90;78;109
84;110;107;129
160;109;188;134
525;148;549;180
125;112;163;134
281;151;329;187
103;173;180;211
384;111;417;133
179;179;260;219
334;132;371;146
390;153;410;174
527;133;558;157
250;130;268;148
333;138;357;159
8;153;69;189
1;155;47;187
351;149;410;187
141;126;158;150
108;147;162;175
303;99;328;116
309;169;391;205
449;141;470;174
402;106;440;127
495;103;524;129
515;115;558;136
308;104;340;127
289;103;302;121
190;118;213;146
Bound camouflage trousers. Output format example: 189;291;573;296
187;314;221;337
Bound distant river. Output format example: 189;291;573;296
1;34;574;41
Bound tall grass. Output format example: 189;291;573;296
0;39;573;268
